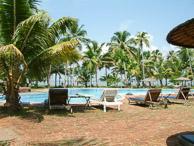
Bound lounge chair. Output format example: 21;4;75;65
163;87;190;106
90;89;123;112
48;88;71;111
178;135;194;146
128;89;166;109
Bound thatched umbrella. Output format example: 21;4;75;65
166;18;194;84
166;18;194;48
142;78;156;88
174;77;190;86
143;78;157;82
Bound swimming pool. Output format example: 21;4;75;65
0;88;189;103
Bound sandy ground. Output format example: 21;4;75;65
0;94;194;146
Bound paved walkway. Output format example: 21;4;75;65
0;128;16;142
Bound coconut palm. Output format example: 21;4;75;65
0;6;79;111
60;23;87;87
0;0;40;45
100;52;114;86
108;31;134;87
83;41;104;88
135;32;150;83
177;47;194;81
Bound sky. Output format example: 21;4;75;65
39;0;194;56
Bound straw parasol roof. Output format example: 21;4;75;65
166;18;194;48
76;77;83;82
143;78;156;82
174;77;190;81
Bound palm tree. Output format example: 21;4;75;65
108;31;134;87
83;41;104;88
61;23;87;87
135;32;150;85
177;47;194;82
100;52;114;86
75;66;90;87
0;6;79;111
0;0;40;45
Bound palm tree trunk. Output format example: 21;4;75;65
141;43;145;87
187;48;194;85
90;73;92;88
55;73;57;87
47;64;51;88
13;0;16;34
124;62;128;88
72;64;75;87
95;66;98;88
64;61;68;88
105;68;108;86
59;74;61;87
160;80;163;87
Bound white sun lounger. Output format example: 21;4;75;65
90;89;123;112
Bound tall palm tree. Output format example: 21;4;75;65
135;32;150;84
0;8;79;111
100;52;114;86
177;47;194;81
108;31;134;87
61;23;87;87
83;41;104;88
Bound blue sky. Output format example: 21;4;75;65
40;0;194;55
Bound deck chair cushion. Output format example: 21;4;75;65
181;135;194;144
164;87;190;100
130;97;144;101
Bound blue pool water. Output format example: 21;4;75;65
0;88;189;103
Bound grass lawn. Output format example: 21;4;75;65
0;96;194;146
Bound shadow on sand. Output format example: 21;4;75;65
28;137;109;146
0;105;96;123
166;131;194;146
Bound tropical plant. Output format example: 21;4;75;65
108;30;134;87
83;41;104;88
135;32;150;83
75;66;90;87
106;72;121;87
100;52;114;86
0;1;79;111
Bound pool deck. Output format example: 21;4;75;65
1;93;194;145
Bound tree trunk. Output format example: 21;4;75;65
36;80;38;88
90;73;92;88
59;74;61;87
64;61;68;88
105;68;108;87
5;84;21;112
72;64;75;87
124;62;128;88
160;79;163;87
55;73;57;87
136;76;140;88
95;66;98;88
47;65;51;88
141;43;145;87
187;48;193;86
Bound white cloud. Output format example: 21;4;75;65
160;45;179;57
119;19;134;31
144;45;158;52
147;34;154;42
101;45;109;54
80;43;109;54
